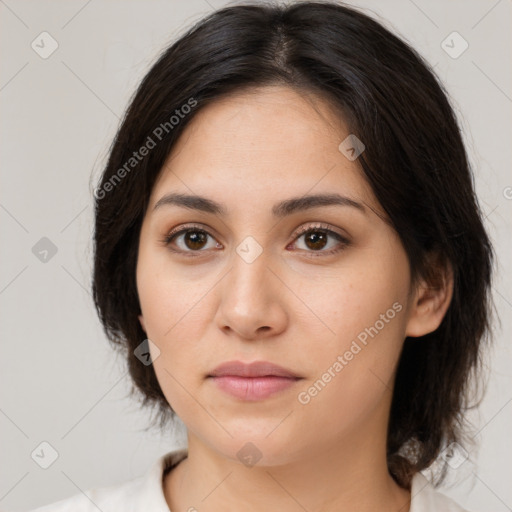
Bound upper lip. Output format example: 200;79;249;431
208;360;302;379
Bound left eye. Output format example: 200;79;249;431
291;227;348;255
163;224;349;257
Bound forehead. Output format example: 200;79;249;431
164;85;349;163
150;85;377;213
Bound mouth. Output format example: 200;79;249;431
208;360;301;378
208;375;302;401
207;360;303;401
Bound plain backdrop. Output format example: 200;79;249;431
1;0;511;510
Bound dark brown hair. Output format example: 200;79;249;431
91;0;495;488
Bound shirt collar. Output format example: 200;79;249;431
134;448;188;511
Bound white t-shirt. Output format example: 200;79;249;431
23;448;470;512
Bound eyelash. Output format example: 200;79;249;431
161;222;350;259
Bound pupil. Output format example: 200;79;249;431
186;231;206;250
306;231;327;250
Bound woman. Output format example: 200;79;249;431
28;1;495;511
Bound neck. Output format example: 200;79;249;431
164;425;410;512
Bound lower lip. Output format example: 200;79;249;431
209;376;300;401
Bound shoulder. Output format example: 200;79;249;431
410;473;473;512
23;474;147;512
23;449;188;512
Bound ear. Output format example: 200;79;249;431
138;314;146;333
405;255;454;338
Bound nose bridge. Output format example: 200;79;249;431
229;234;273;304
215;233;287;338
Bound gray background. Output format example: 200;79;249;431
1;0;511;510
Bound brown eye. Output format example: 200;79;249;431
163;223;349;258
182;230;208;250
164;227;220;254
290;224;350;258
303;230;328;251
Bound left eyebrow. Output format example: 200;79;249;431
153;192;367;217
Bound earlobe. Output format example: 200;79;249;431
138;314;146;333
405;261;454;338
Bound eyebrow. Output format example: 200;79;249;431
153;192;366;217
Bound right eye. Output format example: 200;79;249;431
163;225;222;256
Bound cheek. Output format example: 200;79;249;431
291;256;409;414
136;244;223;385
293;296;406;443
293;257;409;354
138;268;211;419
136;245;214;339
136;250;208;414
137;273;211;372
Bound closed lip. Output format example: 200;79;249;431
208;360;302;379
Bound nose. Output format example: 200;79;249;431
214;247;288;341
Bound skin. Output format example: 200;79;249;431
136;85;453;512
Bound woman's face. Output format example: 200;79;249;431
136;85;422;466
